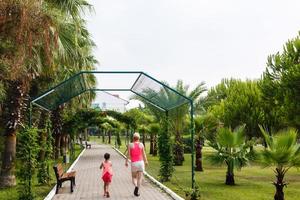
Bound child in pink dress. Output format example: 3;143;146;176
100;153;113;198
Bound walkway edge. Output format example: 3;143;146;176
113;147;184;200
44;148;86;200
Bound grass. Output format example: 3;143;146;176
0;144;83;200
92;135;300;200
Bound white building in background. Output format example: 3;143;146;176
92;92;129;113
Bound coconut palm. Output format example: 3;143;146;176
259;127;300;200
208;126;250;185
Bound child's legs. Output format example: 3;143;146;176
106;182;110;192
131;172;138;186
103;182;106;194
104;182;110;193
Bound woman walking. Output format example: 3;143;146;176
125;132;148;196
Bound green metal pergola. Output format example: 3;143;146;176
29;71;196;188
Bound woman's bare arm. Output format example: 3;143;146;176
142;146;148;165
125;144;130;167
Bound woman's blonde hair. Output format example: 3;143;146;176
133;132;140;141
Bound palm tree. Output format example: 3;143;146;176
0;0;57;186
133;80;206;165
194;116;205;171
48;16;97;158
259;127;300;200
170;80;206;166
0;0;95;186
208;126;250;185
194;114;222;171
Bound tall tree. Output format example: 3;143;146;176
0;0;56;186
207;79;263;140
260;33;300;130
0;0;95;186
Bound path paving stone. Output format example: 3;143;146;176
52;144;173;200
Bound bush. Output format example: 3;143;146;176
158;117;174;182
17;127;39;200
185;186;201;200
37;123;53;185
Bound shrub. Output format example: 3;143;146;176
17;126;39;200
158;117;174;182
185;186;201;200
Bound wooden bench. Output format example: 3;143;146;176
53;163;76;194
85;141;91;149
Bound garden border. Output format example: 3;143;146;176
43;147;86;200
113;147;184;200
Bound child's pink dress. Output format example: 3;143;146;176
102;161;113;183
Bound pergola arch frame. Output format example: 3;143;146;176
29;71;196;188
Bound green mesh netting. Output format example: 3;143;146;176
31;71;191;111
33;73;88;110
131;73;190;110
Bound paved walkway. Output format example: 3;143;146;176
52;144;172;200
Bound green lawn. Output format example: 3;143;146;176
0;144;83;200
92;135;300;200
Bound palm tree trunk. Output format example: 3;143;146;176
150;133;154;154
0;134;17;187
102;130;105;143
173;130;184;166
51;107;63;160
225;161;235;185
153;134;157;156
274;168;286;200
108;131;111;144
0;80;28;187
195;138;203;171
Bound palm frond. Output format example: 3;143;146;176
259;128;300;168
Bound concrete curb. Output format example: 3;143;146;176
44;148;86;200
113;147;184;200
